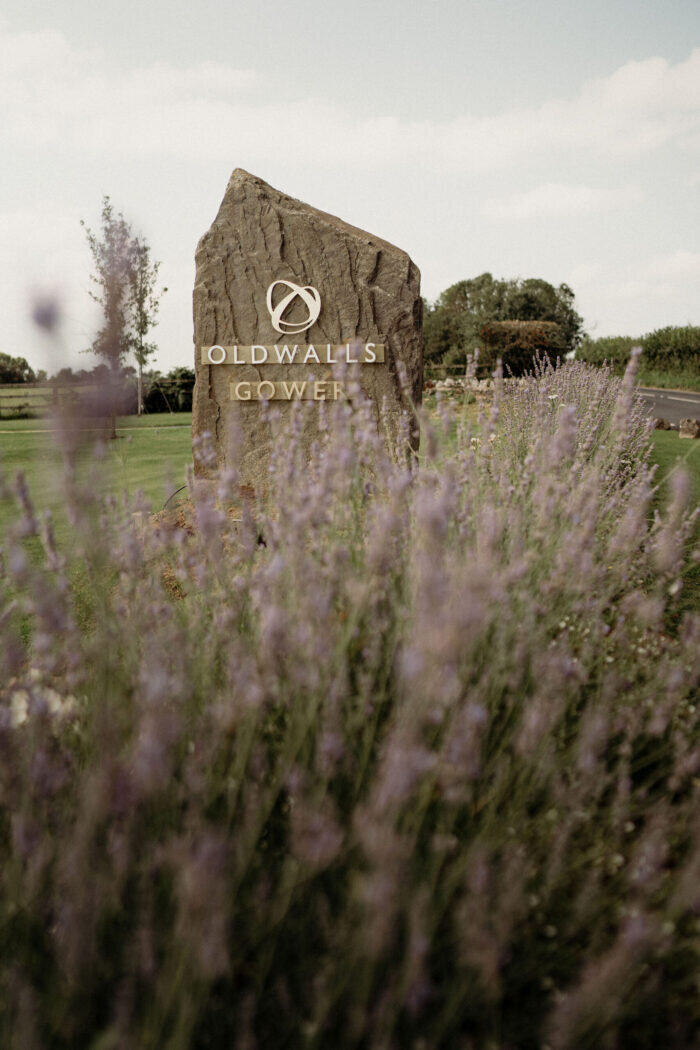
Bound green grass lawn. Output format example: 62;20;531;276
0;413;193;541
650;430;700;618
652;429;700;508
1;409;698;612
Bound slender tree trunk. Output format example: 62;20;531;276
108;364;118;439
137;360;143;416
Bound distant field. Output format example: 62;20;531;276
637;369;700;392
0;383;97;419
0;412;191;432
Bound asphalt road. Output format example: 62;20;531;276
637;388;700;427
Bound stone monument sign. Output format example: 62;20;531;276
192;169;422;490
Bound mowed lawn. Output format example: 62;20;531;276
0;413;193;540
1;410;699;611
651;429;700;617
1;409;699;516
652;428;700;509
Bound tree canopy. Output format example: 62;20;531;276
424;273;584;371
81;198;134;372
0;352;36;384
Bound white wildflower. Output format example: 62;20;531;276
10;690;29;728
5;672;77;728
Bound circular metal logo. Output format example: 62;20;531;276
266;280;321;335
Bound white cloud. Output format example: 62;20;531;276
1;20;698;368
572;248;700;294
0;23;258;149
571;250;700;335
482;183;644;220
0;200;104;370
1;23;699;172
646;249;700;281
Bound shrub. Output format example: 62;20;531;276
0;358;698;1049
578;328;700;377
642;326;700;372
0;353;36;384
426;275;584;368
576;334;638;371
479;319;564;376
144;367;195;413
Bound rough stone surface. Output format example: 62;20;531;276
192;169;422;490
679;417;700;439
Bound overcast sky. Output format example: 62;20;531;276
1;0;699;375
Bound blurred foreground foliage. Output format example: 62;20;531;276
0;357;698;1050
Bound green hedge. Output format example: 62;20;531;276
577;326;700;374
643;325;700;370
478;320;564;376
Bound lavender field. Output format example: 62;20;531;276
1;357;698;1050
